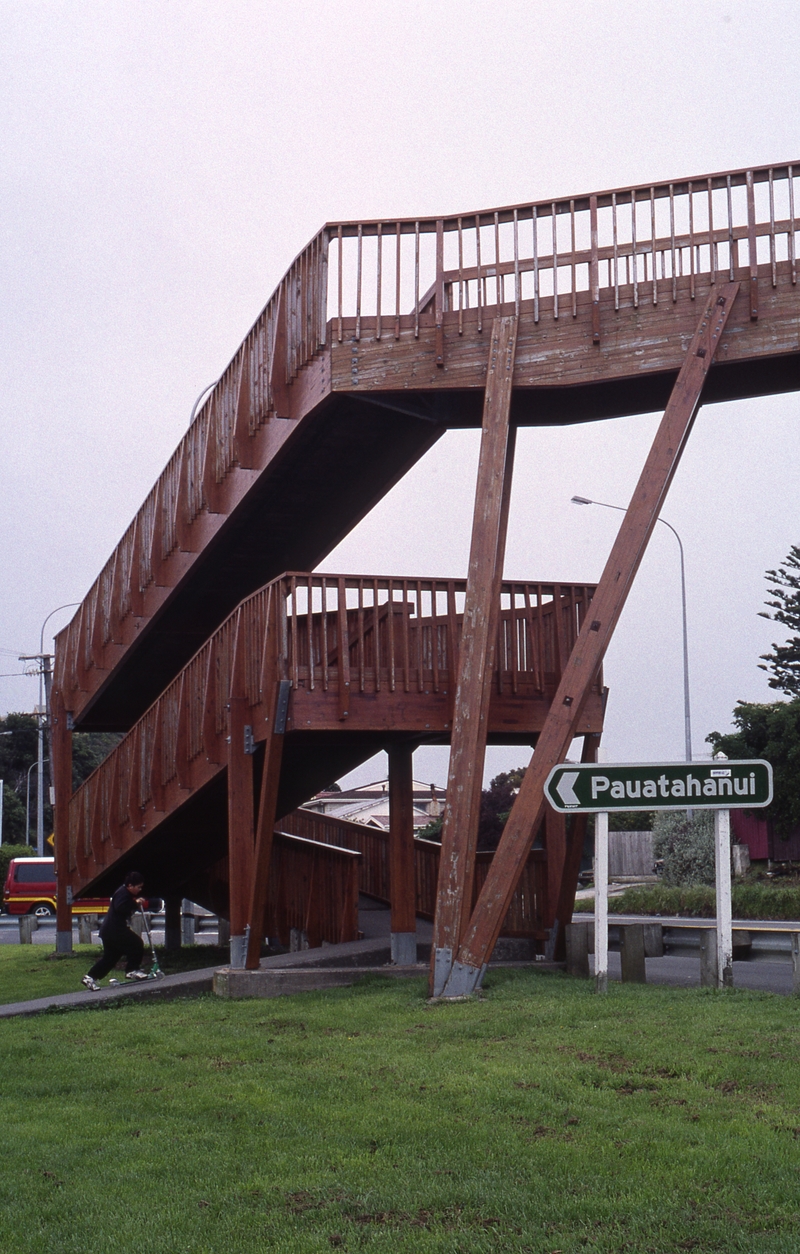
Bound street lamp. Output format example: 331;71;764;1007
571;495;693;763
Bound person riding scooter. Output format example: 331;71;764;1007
81;872;150;990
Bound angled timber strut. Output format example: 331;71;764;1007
437;282;740;997
431;316;517;990
51;162;800;960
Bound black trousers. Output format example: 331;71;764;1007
87;929;145;979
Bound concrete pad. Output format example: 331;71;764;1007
258;938;394;969
213;960;566;1000
213;964;428;999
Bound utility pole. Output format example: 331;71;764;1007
19;653;50;856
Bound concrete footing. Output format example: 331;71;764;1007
390;931;417;965
55;929;73;954
77;916;94;945
565;922;591;978
19;916;37;944
620;923;646;983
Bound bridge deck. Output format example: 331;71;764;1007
54;162;800;731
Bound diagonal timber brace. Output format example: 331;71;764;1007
440;281;740;998
430;316;518;996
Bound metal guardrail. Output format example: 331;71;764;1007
567;917;800;990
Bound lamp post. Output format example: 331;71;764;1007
25;759;48;846
571;495;692;763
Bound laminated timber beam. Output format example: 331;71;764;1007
389;742;418;965
548;731;601;962
439;281;741;998
431;316;518;996
227;614;256;966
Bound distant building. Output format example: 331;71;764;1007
302;778;445;832
732;811;800;862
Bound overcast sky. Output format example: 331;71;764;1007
1;1;798;788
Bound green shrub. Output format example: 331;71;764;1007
616;885;714;916
574;881;800;919
652;810;716;885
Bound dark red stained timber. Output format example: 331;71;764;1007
53;165;800;735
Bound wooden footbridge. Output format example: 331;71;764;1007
51;162;800;993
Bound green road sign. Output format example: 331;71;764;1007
544;760;773;813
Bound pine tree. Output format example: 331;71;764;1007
758;544;800;697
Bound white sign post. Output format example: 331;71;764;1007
714;807;733;987
594;811;609;993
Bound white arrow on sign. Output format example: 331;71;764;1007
555;771;580;807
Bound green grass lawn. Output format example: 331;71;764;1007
2;971;800;1252
0;943;225;1006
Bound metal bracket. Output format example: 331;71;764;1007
432;946;453;998
274;680;291;735
442;960;483;998
243;725;256;755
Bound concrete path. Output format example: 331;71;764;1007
0;966;217;1019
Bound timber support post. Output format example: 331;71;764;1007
440;281;740;998
164;895;182;951
548;732;601;962
245;661;292;970
227;616;256;968
430;315;518;996
389;742;417;964
52;687;73;954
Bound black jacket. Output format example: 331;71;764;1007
99;885;141;939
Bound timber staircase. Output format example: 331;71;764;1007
51;161;800;980
66;571;602;942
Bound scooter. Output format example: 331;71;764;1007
139;902;166;978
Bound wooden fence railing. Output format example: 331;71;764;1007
280;809;548;939
327;165;798;335
281;573;595;707
269;831;361;948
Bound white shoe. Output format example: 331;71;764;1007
82;975;100;991
125;970;149;981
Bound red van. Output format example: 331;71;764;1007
2;857;109;919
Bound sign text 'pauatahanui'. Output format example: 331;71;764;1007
544;760;773;813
